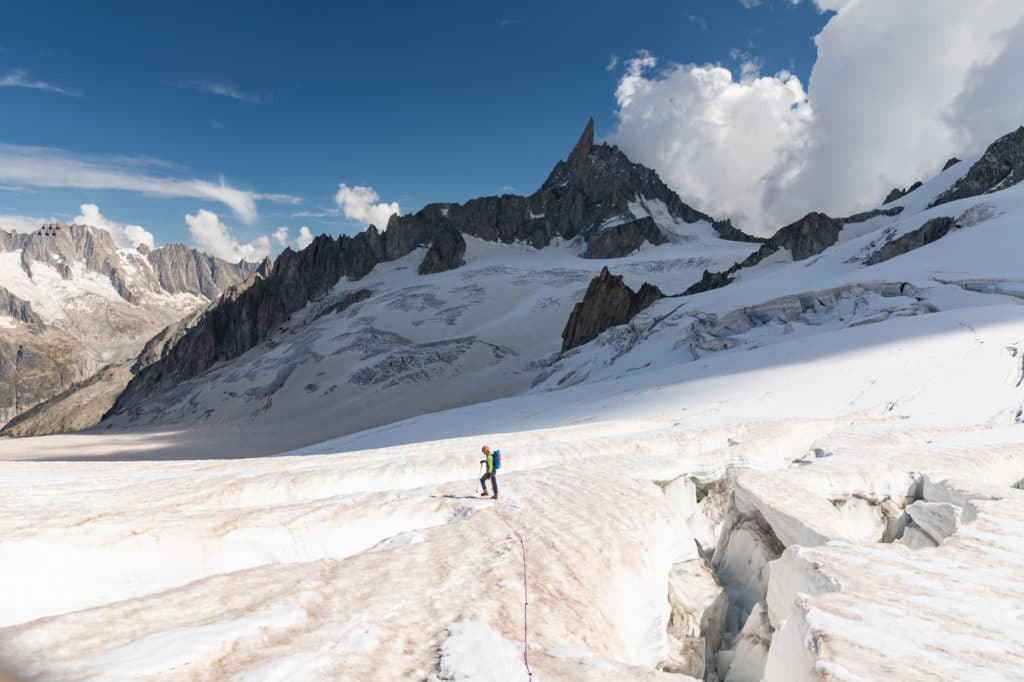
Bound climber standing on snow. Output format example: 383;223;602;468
480;445;500;500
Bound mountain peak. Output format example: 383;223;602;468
567;117;595;166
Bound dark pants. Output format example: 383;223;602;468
481;471;498;496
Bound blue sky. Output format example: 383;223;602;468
2;1;834;253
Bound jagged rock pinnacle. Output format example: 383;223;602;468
567;117;595;167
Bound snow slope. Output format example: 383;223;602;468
97;212;758;456
2;155;1024;680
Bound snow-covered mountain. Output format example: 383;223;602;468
1;124;1024;681
0;223;264;432
88;120;762;448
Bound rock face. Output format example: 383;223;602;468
0;287;41;325
561;267;663;352
582;216;666;259
0;332;81;428
0;223;263;431
147;243;265;299
0;364;132;438
932;126;1024;207
865;216;956;265
418;227;467;274
942;157;962;172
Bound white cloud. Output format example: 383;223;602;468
271;225;315;250
185;209;271;262
73;203;155;250
334;184;400;230
615;54;810;231
177;79;261;103
293;226;314;249
0;214;58;233
0;69;80;96
0;144;299;224
613;1;1024;234
606;55;619;72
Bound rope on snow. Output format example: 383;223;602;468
495;505;533;681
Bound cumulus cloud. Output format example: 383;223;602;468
293;226;314;249
186;209;271;262
0;144;299;224
612;1;1024;234
615;54;810;231
73;203;155;250
0;69;80;96
272;225;315;250
334;184;400;230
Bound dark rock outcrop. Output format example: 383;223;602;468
883;181;923;205
313;289;373;321
741;212;843;266
931;126;1024;207
684;269;735;296
418;227;467;274
711;219;766;244
942;157;962;172
561;267;663;351
865;217;956;266
583;216;667;259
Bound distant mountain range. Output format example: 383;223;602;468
2;121;1022;443
0;223;264;431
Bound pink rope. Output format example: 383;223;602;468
496;506;533;681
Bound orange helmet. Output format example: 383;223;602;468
481;445;490;453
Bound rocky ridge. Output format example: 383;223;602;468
105;120;756;420
931;126;1024;207
685;207;904;296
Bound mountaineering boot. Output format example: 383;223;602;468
480;490;490;497
492;493;499;501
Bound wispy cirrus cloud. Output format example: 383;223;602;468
176;78;261;103
0;69;80;96
291;208;341;219
0;144;300;224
